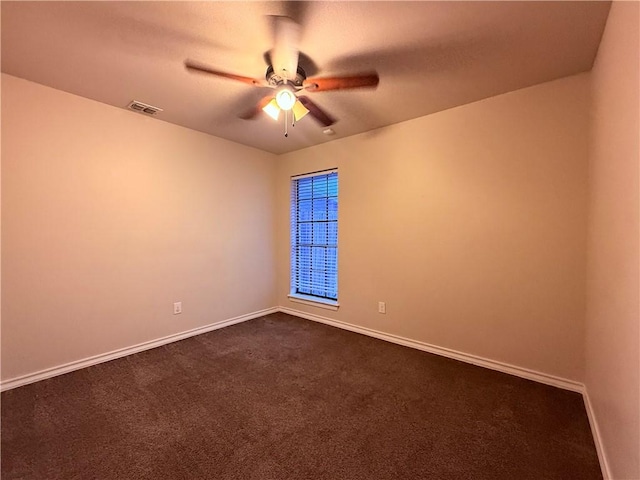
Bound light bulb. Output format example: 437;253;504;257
275;89;296;111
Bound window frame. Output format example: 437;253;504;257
288;169;339;310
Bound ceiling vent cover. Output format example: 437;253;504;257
127;100;163;116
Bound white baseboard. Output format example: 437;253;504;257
279;306;616;475
1;306;585;395
2;305;610;478
0;307;278;392
278;306;585;393
583;389;612;479
283;306;621;478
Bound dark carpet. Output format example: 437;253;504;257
1;312;602;479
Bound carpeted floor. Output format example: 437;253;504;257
1;312;602;479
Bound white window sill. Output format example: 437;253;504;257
288;293;339;311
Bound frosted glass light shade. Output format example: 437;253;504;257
262;99;280;121
292;100;309;121
275;89;296;111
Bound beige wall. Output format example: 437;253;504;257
585;2;640;478
277;74;590;381
3;19;638;473
1;74;277;381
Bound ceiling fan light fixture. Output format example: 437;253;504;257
292;100;309;122
262;98;280;121
275;89;296;111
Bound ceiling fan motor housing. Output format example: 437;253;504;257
266;65;307;87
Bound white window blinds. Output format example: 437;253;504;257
290;170;338;301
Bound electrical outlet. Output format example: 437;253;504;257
173;302;182;315
378;301;386;314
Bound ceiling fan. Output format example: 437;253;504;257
185;16;379;134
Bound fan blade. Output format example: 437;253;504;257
239;96;274;120
297;96;335;127
303;73;379;92
185;61;264;87
270;16;300;82
283;1;309;26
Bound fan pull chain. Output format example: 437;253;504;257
284;109;289;137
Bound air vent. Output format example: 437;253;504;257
126;100;163;116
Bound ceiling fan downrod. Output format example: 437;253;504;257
266;64;307;88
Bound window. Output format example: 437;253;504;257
290;170;338;308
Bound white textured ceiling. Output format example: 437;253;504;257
1;1;610;154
